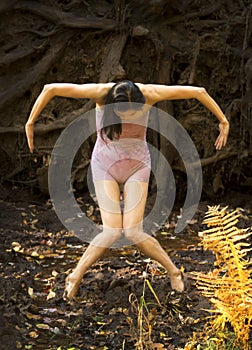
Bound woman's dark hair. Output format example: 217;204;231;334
101;80;145;140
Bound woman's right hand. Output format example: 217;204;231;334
215;121;229;150
25;123;34;153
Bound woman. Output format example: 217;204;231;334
25;81;229;299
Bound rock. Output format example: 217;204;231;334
132;25;149;37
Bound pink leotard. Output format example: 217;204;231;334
91;108;151;184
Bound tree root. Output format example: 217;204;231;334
0;31;75;109
14;1;116;30
99;33;128;82
0;100;95;135
173;151;238;173
0;41;47;67
164;3;223;25
1;33;128;134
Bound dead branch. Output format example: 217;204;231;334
14;1;116;30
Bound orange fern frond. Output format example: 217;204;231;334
195;205;252;350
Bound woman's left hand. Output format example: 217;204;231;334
215;121;230;150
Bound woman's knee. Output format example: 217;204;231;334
103;227;122;240
91;227;122;247
123;224;149;244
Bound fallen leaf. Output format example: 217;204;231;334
26;312;41;320
47;291;56;300
152;343;166;349
36;323;50;330
28;287;34;297
52;270;58;277
56;318;67;326
160;231;170;235
31;251;39;257
12;241;22;252
28;330;39;338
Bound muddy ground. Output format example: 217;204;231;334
0;185;251;350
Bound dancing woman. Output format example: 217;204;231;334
25;81;229;299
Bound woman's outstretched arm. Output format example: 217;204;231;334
25;82;114;152
138;84;230;150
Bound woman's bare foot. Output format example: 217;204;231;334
169;270;185;292
63;273;81;300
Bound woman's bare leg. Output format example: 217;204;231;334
136;237;184;292
64;180;122;299
64;244;108;300
123;181;184;292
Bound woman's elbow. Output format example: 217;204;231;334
43;83;55;97
43;83;53;92
194;87;207;99
197;87;207;95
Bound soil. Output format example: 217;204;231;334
0;185;251;350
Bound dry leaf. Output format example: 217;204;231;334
28;287;34;297
31;251;39;257
36;323;50;330
26;312;41;320
12;241;21;252
47;291;56;300
152;344;166;349
28;330;39;338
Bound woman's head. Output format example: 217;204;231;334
101;81;145;140
105;80;145;107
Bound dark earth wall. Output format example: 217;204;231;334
0;0;251;201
